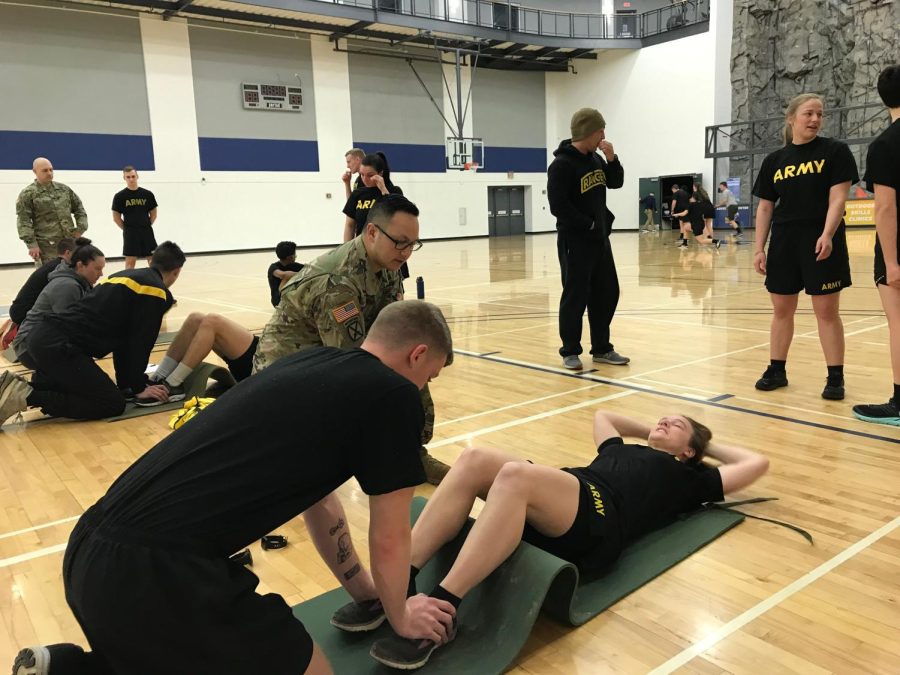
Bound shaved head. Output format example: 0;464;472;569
32;157;54;184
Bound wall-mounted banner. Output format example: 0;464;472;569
845;199;874;227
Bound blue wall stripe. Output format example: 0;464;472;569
0;130;154;171
198;138;319;172
483;146;547;173
353;141;446;173
353;142;547;174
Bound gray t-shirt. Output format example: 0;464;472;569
718;188;737;206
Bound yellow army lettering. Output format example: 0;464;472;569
124;198;148;207
821;281;842;291
586;482;605;516
772;159;825;183
580;169;607;194
356;198;377;210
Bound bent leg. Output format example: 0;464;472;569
439;463;580;599
163;312;204;363
411;447;526;570
204;314;255;362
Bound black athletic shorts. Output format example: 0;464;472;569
691;219;706;236
225;335;259;382
522;472;621;575
726;204;739;220
63;506;313;675
701;202;716;219
765;223;851;295
123;226;157;257
873;235;898;285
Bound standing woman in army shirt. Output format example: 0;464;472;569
752;93;858;400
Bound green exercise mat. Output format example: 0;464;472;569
292;496;743;674
106;362;235;421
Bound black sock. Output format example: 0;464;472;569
827;365;844;382
430;585;462;611
407;565;420;598
769;359;786;373
893;383;900;404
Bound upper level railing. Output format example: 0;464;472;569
326;0;710;40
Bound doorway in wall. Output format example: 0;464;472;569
488;186;526;236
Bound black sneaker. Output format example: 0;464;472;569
852;399;900;426
714;239;722;249
164;381;186;403
755;367;787;391
330;598;386;632
821;378;845;401
13;644;87;675
370;619;457;670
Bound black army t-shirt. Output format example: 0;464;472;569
267;260;304;307
95;347;426;556
753;136;858;228
864;118;900;265
672;189;690;217
343;185;404;237
111;187;158;228
565;437;723;544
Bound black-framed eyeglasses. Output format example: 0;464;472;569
373;223;423;252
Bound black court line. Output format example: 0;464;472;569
479;351;502;357
708;394;734;402
456;351;900;446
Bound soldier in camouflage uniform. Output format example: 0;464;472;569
16;157;88;264
253;193;449;484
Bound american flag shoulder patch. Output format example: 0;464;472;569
331;301;360;323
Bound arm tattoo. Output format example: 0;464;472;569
337;533;352;564
343;563;361;581
329;518;345;536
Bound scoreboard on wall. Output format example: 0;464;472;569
241;82;303;112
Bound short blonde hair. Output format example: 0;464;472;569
369;301;453;366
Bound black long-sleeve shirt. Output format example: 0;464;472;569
8;258;62;324
547;139;624;238
44;267;174;393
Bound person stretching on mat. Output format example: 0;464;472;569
135;312;259;407
368;408;769;670
0;242;184;426
10;300;455;675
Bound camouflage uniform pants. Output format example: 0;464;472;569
420;384;435;445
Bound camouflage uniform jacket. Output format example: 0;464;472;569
253;237;403;372
16;180;88;248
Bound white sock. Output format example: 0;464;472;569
166;363;193;387
153;355;178;381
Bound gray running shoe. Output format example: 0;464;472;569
562;355;582;370
0;372;32;426
370;619;457;670
592;350;630;365
331;598;386;632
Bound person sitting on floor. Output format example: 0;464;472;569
136;312;259;406
0;242;185;426
267;240;304;308
367;408;769;670
13;239;105;369
1;237;78;350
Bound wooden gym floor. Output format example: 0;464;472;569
1;229;898;674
